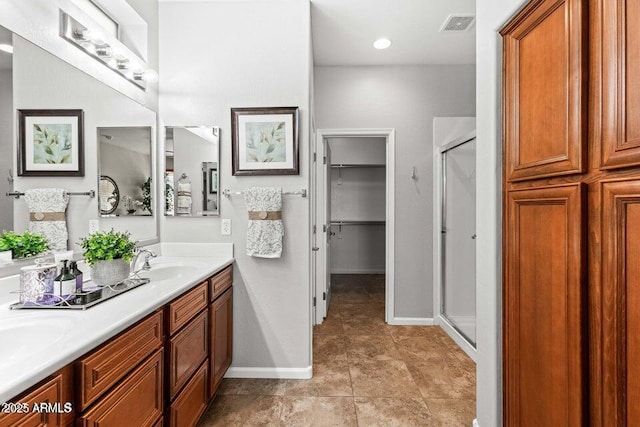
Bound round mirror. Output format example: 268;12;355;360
99;175;119;215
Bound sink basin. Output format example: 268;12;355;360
138;264;190;282
0;318;70;362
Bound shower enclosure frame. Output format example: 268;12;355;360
439;132;477;352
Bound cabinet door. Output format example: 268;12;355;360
501;0;587;181
601;180;640;425
209;288;233;397
504;184;586;426
78;350;163;427
601;0;640;169
0;366;73;427
168;310;208;399
169;363;208;427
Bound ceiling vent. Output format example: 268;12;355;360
440;15;475;32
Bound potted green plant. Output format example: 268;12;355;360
0;231;49;259
80;230;136;286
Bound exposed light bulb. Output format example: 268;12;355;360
0;44;13;54
90;32;106;46
80;41;96;54
106;57;117;68
373;38;392;49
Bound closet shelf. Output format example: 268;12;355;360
330;164;385;168
330;220;385;226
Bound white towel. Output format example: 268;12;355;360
176;182;192;214
23;189;70;251
243;187;284;258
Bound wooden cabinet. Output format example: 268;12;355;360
167;310;208;399
78;350;163;427
504;185;586;426
501;0;588;182
502;0;640;425
168;364;208;427
0;366;73;427
209;288;233;397
76;312;163;411
601;0;640;169
2;265;232;427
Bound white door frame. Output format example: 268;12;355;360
314;128;396;324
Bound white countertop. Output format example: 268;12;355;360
0;243;234;403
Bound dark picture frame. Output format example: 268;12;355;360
18;109;84;176
231;106;299;176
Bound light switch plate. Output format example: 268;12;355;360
221;219;231;235
89;220;99;234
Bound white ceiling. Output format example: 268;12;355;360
311;0;476;66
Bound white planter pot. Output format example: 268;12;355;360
90;259;130;286
0;250;11;263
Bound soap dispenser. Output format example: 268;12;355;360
70;261;83;293
54;261;76;303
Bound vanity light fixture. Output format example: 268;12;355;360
60;11;157;90
0;44;13;54
373;38;392;50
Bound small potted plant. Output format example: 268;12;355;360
0;231;49;260
80;230;136;286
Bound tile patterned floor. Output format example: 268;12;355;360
198;274;476;426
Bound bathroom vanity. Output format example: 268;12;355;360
0;246;233;427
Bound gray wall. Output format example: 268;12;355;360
476;0;528;425
159;0;312;372
314;65;476;318
0;70;12;232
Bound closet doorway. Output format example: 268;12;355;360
313;129;395;325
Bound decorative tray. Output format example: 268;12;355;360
9;277;151;311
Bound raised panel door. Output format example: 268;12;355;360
601;180;640;425
601;0;640;169
504;184;586;426
209;288;233;397
501;0;587;181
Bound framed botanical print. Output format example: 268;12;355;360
18;109;84;176
231;106;299;175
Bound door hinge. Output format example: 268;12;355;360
313;297;316;307
323;224;327;232
313;225;316;234
323;292;326;301
323;156;327;165
313;152;317;162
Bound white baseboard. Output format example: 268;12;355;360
387;317;434;326
473;418;479;427
330;269;386;274
225;366;313;379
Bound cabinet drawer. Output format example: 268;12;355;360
76;311;163;411
0;366;73;427
169;362;208;427
167;283;208;336
78;349;163;427
168;310;208;399
209;266;232;303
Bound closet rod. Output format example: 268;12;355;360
6;190;96;199
223;189;307;198
330;220;385;226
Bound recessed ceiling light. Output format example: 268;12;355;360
373;38;391;50
0;44;13;54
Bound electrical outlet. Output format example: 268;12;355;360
221;219;231;236
89;220;99;234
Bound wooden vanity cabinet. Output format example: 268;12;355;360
0;366;74;427
1;265;233;427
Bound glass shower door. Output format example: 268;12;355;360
441;137;476;346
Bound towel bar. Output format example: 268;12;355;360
6;190;96;199
223;189;307;198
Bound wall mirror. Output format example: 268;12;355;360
98;127;153;217
164;126;220;217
